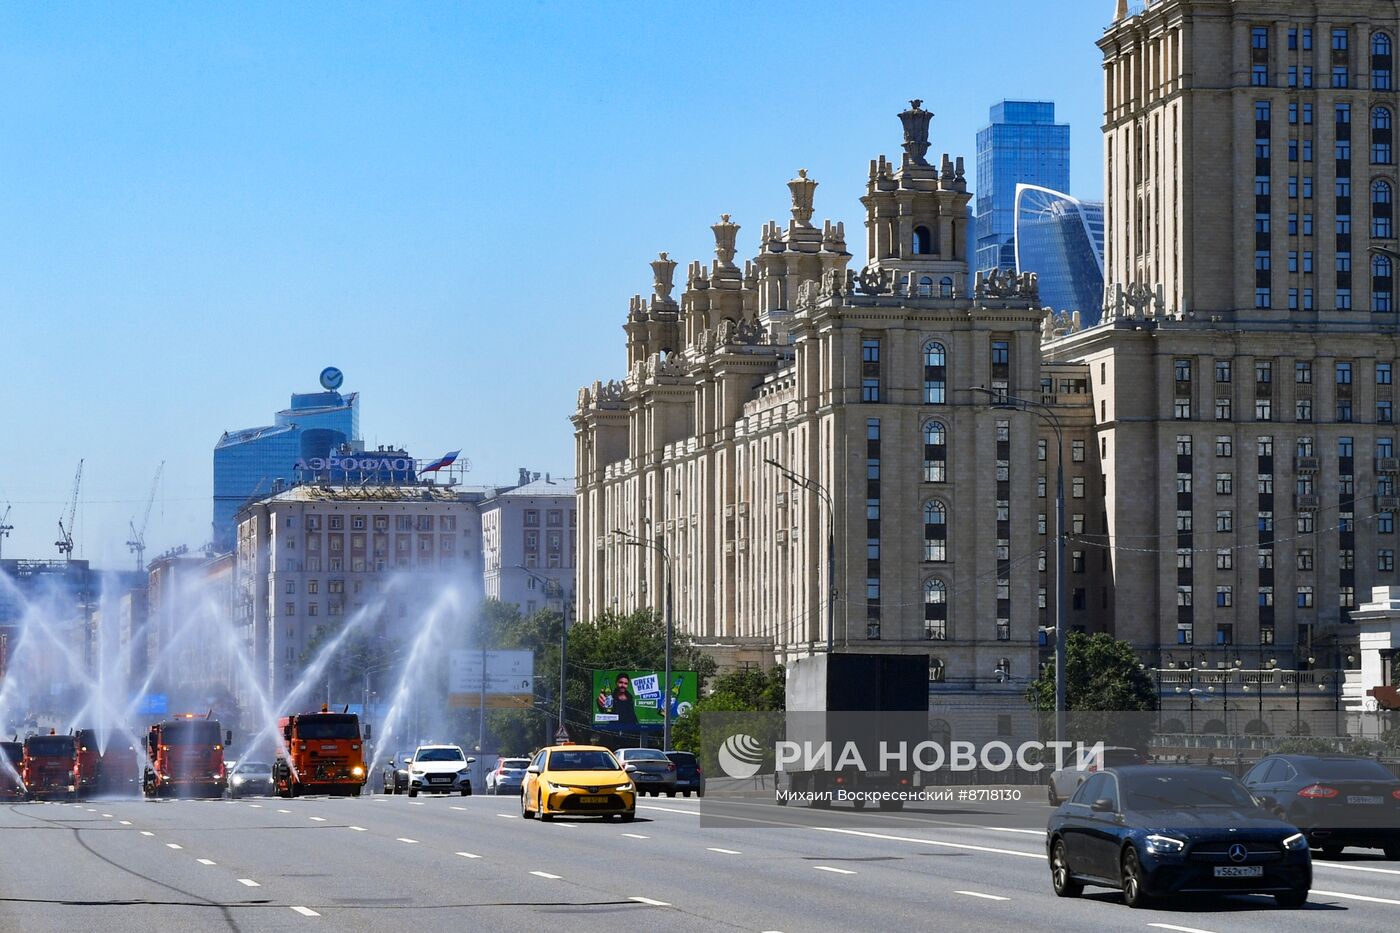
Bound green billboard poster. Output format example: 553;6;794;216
592;669;699;729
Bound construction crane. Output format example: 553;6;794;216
0;503;12;560
55;459;83;560
126;461;165;572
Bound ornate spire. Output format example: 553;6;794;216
898;99;932;166
1114;0;1128;22
650;251;677;303
787;169;817;227
711;214;740;270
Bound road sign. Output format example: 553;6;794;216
449;650;534;707
554;726;571;744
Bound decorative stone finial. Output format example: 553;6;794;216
650;251;677;302
711;214;740;269
787;168;818;227
1114;0;1128;22
898;99;933;166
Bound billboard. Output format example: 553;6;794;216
592;669;699;729
449;650;534;708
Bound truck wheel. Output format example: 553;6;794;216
352;786;362;798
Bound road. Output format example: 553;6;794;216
3;790;1400;932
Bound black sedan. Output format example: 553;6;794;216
381;753;413;794
1242;754;1400;858
1047;765;1311;909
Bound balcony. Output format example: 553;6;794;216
1379;494;1400;511
1378;457;1400;475
1295;456;1320;473
1295;493;1320;510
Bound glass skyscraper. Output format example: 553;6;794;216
212;388;359;549
1013;184;1106;324
975;101;1070;276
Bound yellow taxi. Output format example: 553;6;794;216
520;744;637;822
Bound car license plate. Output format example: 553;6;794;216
430;775;450;783
1214;865;1263;878
638;772;659;780
579;795;607;804
1347;795;1383;805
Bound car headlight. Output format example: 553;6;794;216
1283;832;1309;851
616;782;635;792
1145;834;1186;855
457;769;471;777
351;766;364;777
232;777;245;785
411;769;424;776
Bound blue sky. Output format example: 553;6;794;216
0;1;1112;564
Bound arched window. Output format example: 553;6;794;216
923;579;948;639
1373;107;1393;164
1374;254;1393;312
923;341;947;404
917;275;933;297
1374;32;1394;90
939;276;954;298
923;501;947;562
1373;179;1393;238
923;421;947;482
913;225;932;255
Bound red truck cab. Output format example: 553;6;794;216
273;707;368;797
143;714;231;799
74;728;100;795
22;731;79;801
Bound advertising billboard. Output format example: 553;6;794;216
592;669;699;729
449;650;534;708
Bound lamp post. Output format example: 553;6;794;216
516;564;570;737
614;528;673;750
763;458;836;654
970;386;1067;744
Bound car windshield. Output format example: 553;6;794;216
26;737;74;757
162;721;222;745
1121;770;1258;810
296;716;359;740
548;750;619;771
415;748;464;762
236;762;271;774
620;749;668;761
500;759;529;770
1305;759;1397;781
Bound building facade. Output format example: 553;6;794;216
213;382;360;549
576;102;1045;697
1014;184;1106;322
480;475;577;617
976;101;1071;276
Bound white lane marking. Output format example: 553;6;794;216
85;808;96;812
814;826;1041;860
496;813;517;819
197;859;216;866
1149;925;1222;933
237;879;261;887
1312;888;1400;906
101;813;113;818
277;809;292;814
814;866;856;875
290;906;321;917
309;816;327;822
396;837;418;844
456;852;481;859
166;843;183;850
348;826;367;832
410;801;424;806
1315;861;1400;877
530;871;562;880
954;890;1009;901
119;820;131;825
989;827;1044;835
248;804;262;808
639;805;699;816
555;822;577;829
707;847;741;855
629;896;670;906
622;833;650;839
450;806;467;811
140;831;155;837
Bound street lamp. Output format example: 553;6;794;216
970;386;1067;744
763;458;837;654
516;564;570;737
614;528;674;750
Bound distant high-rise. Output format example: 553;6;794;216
1014;184;1105;321
975;101;1071;276
212;380;359;549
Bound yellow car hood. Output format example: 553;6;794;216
545;770;628;787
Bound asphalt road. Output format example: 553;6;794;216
4;790;1400;932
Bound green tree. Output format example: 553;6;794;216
671;664;785;754
1026;632;1157;713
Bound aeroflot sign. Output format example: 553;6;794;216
296;456;415;473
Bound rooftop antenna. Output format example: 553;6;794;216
0;503;13;560
55;459;83;560
126;461;165;572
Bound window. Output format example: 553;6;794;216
1176;549;1193;570
1255;361;1272;384
1071;477;1084;498
1297;585;1315;609
923;501;947;562
923;421;946;482
1071;440;1085;462
1375;32;1394;90
1384;512;1396;533
1375;108;1394;164
1215;360;1232;382
1177;473;1192;494
1337;361;1353;384
1333;66;1350;88
1296;361;1312;383
913;225;931;255
1333;28;1349;51
1216;472;1233;494
1381;549;1396;572
1252;64;1268;86
862;338;881;402
922;341;946;404
1252;26;1269;49
1215;435;1233;457
1216;397;1232;420
1258;474;1274;495
1374;255;1394;312
1177;511;1192;533
1177;586;1193;607
1258;435;1273;457
1380;362;1393;385
1174;358;1192;381
1217;549;1233;570
1174;398;1191;419
1255;398;1273;421
1216;586;1233;608
1037;439;1047;461
923;579;947;640
1216;510;1233;532
1296;397;1313;421
1374;181;1394;238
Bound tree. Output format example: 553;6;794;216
671;664;785;755
1026;632;1157;713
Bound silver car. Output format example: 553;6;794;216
1046;746;1147;805
615;748;678;797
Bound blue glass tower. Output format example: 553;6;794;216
975;101;1070;276
212;387;359;548
1014;185;1106;324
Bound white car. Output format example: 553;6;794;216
407;745;476;797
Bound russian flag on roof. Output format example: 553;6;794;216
421;450;460;473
